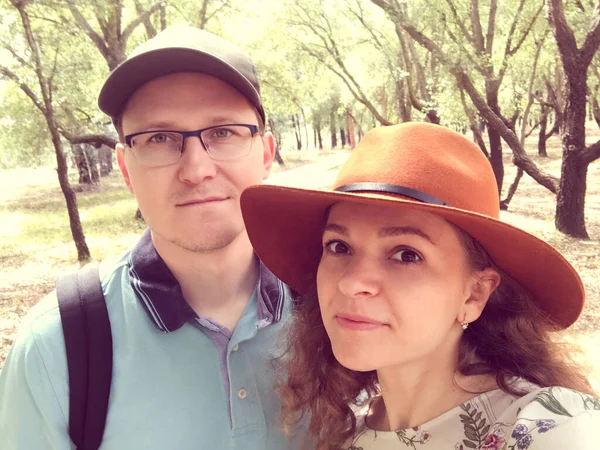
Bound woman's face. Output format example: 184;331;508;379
317;201;490;373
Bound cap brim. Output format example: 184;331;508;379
241;184;584;330
98;48;263;120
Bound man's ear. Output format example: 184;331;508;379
459;268;501;323
261;132;276;180
116;144;134;194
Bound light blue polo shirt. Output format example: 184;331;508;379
0;231;310;449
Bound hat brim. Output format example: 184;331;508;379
98;48;264;121
241;184;584;330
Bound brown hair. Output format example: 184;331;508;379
278;227;594;450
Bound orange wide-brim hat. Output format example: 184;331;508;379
240;122;584;329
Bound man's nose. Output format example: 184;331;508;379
177;136;218;184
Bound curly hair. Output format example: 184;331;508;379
277;227;594;450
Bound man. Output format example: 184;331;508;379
0;25;308;449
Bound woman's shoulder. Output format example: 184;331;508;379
483;384;600;450
348;385;600;450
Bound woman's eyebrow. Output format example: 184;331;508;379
323;223;348;235
378;226;433;243
324;223;433;243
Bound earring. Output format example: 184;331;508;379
461;321;469;330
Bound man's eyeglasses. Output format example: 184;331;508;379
124;124;263;167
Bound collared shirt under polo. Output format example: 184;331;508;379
0;231;309;449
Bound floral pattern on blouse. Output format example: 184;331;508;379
349;381;600;450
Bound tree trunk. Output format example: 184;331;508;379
538;105;549;157
99;146;113;176
592;91;600;129
301;108;310;150
347;109;356;148
330;109;337;149
74;144;91;184
500;168;524;210
316;123;323;150
555;71;589;238
50;120;90;261
291;114;302;150
485;81;504;195
340;128;346;147
397;79;411;122
85;146;100;183
425;109;440;124
268;118;284;166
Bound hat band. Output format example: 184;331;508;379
335;183;449;206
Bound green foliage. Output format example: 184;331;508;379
0;0;598;165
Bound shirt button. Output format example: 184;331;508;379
232;344;239;352
237;388;247;400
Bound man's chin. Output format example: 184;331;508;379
170;230;243;253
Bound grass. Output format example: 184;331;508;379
0;138;599;393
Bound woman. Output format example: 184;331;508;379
240;123;599;449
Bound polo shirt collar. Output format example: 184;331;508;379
128;229;285;333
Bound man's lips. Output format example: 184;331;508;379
335;313;388;331
176;196;228;207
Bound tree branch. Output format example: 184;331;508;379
508;2;544;56
122;1;165;42
1;43;32;69
371;2;560;193
67;1;109;61
456;72;559;193
0;65;46;114
206;1;231;25
582;139;600;164
470;0;485;53
135;0;157;38
441;15;488;76
547;0;579;72
443;0;474;44
581;2;600;66
484;0;497;54
67;134;118;148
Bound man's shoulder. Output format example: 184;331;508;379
16;251;132;351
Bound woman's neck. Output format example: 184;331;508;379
369;354;497;431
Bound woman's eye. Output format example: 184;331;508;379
391;248;422;263
324;240;350;255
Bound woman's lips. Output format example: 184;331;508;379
335;314;387;331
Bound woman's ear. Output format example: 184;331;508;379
460;268;501;323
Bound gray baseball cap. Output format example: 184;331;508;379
98;25;265;123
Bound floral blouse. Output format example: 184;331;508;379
350;382;600;450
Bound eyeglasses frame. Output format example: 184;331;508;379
123;123;263;162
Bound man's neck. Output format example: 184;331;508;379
151;230;259;332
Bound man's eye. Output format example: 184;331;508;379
149;133;174;143
391;249;422;263
212;128;233;138
324;240;350;255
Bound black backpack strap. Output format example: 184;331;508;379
57;262;113;450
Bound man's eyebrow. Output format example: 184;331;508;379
131;117;252;132
134;121;178;131
378;226;433;243
323;223;348;235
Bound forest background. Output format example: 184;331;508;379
0;0;599;389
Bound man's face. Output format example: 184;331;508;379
116;72;275;253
